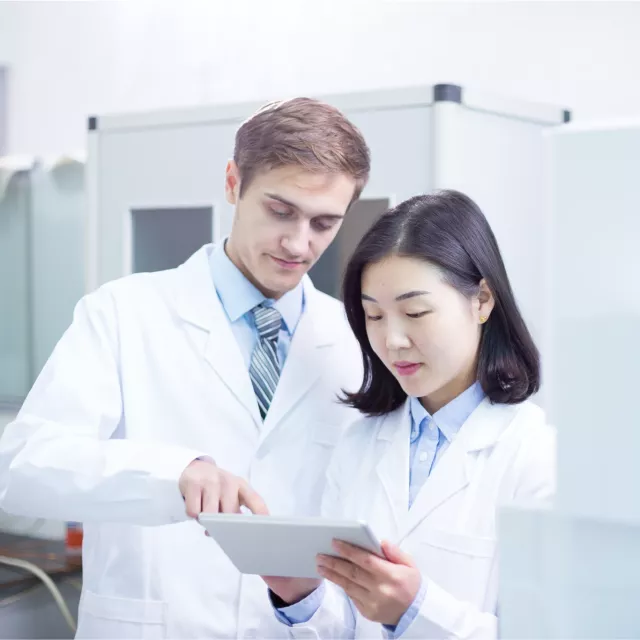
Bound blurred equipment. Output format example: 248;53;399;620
0;532;81;639
64;522;83;555
499;119;640;638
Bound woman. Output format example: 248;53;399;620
266;190;556;639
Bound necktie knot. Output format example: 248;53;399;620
252;304;281;343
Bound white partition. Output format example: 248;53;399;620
0;161;34;403
500;119;640;638
30;157;86;375
0;155;86;407
549;122;640;522
88;85;569;406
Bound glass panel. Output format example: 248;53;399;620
0;171;32;404
30;161;86;376
130;206;213;273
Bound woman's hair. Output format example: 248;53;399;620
341;190;540;416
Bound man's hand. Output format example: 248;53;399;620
261;576;322;607
316;540;421;627
178;459;268;517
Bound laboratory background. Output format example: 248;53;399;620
0;0;639;638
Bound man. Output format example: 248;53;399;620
0;97;370;638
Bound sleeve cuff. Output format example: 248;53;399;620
272;582;326;626
147;447;212;522
383;578;428;638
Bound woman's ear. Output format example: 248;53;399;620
477;279;495;325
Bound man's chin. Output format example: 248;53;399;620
270;273;306;297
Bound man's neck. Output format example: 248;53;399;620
224;238;281;300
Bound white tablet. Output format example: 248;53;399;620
198;513;383;578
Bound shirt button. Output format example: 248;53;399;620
419;452;428;462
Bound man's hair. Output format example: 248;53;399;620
234;97;371;200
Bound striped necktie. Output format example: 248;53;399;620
249;304;282;419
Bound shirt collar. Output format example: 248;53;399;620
209;240;304;335
409;381;485;443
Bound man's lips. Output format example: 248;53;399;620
270;256;306;270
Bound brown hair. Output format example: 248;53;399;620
234;97;371;200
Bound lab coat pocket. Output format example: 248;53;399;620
417;529;496;605
78;590;166;639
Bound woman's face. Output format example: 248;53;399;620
361;254;493;413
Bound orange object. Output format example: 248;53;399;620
65;522;83;554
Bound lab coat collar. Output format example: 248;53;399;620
460;398;521;452
409;381;486;445
259;278;337;439
174;245;261;426
375;402;412;532
377;395;514;450
374;396;519;542
173;245;337;433
399;398;520;541
174;245;222;332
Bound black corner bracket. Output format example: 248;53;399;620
433;84;463;104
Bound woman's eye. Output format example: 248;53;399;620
406;311;431;319
365;315;382;322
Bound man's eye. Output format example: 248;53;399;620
312;219;335;232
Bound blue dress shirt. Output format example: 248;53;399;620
276;383;485;638
209;242;304;368
407;382;486;508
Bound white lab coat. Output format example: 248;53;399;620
283;397;556;639
0;245;364;639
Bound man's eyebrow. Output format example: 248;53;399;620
264;193;345;219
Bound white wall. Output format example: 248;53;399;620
1;0;640;156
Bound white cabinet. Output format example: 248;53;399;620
500;119;640;638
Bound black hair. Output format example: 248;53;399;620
341;190;540;416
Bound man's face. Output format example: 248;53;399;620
225;162;357;299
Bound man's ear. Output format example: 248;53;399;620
225;160;241;205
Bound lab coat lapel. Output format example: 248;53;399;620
261;279;331;439
174;247;261;428
374;403;412;533
399;431;472;542
398;398;509;542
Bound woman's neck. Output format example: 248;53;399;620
420;369;477;415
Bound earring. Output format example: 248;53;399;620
480;316;488;324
